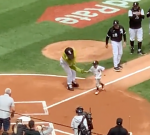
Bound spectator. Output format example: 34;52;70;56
0;88;15;132
107;118;130;135
11;119;27;135
36;125;53;135
2;131;9;135
24;120;40;135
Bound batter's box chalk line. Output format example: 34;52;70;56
14;101;49;115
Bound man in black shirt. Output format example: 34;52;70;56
107;118;130;135
25;120;40;135
128;2;145;55
106;20;126;72
146;8;150;35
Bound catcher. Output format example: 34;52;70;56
85;61;105;95
60;47;86;91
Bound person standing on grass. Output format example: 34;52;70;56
0;88;15;132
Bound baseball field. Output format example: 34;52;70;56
0;0;150;134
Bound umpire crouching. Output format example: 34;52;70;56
107;118;131;135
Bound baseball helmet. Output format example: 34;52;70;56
76;106;83;114
64;47;74;59
133;2;139;10
93;60;99;65
113;20;119;25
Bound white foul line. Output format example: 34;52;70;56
45;65;150;109
0;73;85;79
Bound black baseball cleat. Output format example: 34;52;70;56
118;63;123;69
137;50;145;55
72;81;79;87
130;48;134;54
114;67;121;72
67;84;74;91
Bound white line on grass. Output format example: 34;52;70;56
0;73;85;79
45;65;150;109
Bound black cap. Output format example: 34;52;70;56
133;2;139;6
113;20;119;25
116;118;123;125
76;106;83;114
65;47;74;59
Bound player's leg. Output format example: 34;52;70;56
60;58;74;90
3;118;10;131
129;28;136;54
95;79;100;95
71;69;79;87
100;81;105;90
137;27;144;55
117;41;123;69
111;41;120;72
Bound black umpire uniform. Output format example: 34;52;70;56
107;118;130;135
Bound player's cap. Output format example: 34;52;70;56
65;47;74;59
76;106;83;114
93;60;98;65
113;20;119;25
116;118;123;125
133;2;139;6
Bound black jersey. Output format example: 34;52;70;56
128;8;145;29
106;25;126;43
147;8;150;17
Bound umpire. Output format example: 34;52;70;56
107;118;130;135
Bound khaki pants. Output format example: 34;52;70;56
96;79;101;88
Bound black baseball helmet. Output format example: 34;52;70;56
93;60;99;65
116;118;123;126
76;106;83;114
133;2;139;10
65;47;74;60
113;20;119;25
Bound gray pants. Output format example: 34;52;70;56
60;57;76;85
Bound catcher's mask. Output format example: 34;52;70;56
93;60;99;66
113;20;119;29
65;47;74;60
76;106;83;114
133;2;139;10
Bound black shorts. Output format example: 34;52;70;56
0;117;10;131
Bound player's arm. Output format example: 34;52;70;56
128;10;136;19
122;27;126;42
140;9;145;19
106;29;111;46
99;66;105;71
70;65;85;73
147;9;150;17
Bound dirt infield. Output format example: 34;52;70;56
0;55;150;135
42;40;112;62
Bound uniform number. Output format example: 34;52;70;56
112;33;118;37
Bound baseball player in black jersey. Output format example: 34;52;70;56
128;2;145;55
146;8;150;35
106;20;126;72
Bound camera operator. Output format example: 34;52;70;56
107;118;131;135
36;125;53;135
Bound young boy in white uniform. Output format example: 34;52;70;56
85;61;105;95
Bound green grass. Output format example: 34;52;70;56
0;0;149;77
129;79;150;101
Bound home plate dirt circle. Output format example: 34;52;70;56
42;40;112;62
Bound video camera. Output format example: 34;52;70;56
82;110;93;131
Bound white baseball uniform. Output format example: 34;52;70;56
88;65;105;88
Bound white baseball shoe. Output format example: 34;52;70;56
95;90;100;95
